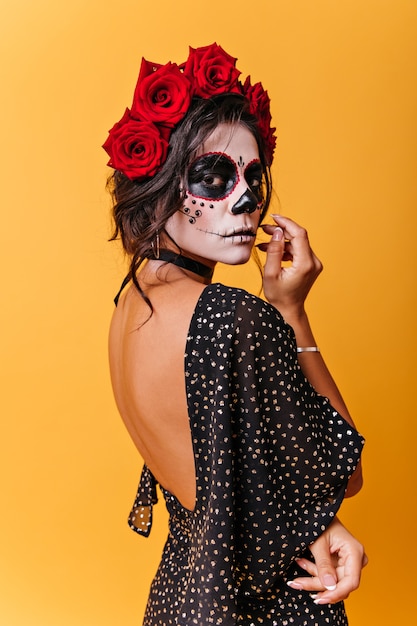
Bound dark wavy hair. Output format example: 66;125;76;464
107;94;273;297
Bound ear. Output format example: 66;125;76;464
179;176;188;195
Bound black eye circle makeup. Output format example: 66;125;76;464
187;153;238;201
186;152;263;203
244;160;264;203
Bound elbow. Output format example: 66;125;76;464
344;462;363;498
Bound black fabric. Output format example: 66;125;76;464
128;284;364;625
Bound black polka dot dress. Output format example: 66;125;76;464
128;285;364;625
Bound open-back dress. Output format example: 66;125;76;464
124;284;364;625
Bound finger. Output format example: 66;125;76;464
333;551;363;594
263;227;285;279
269;214;307;237
315;558;338;591
294;558;318;577
258;216;320;266
309;541;338;591
287;575;324;592
257;238;293;262
312;553;366;605
312;577;357;605
261;222;283;235
286;559;322;593
268;215;322;275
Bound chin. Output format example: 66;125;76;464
221;250;254;266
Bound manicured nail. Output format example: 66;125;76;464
272;227;283;241
323;575;337;591
286;581;303;590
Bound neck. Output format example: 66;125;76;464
149;249;214;280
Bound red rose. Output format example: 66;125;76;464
243;77;277;164
103;108;169;180
183;43;241;98
262;130;277;166
131;59;193;127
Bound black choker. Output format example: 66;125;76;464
151;249;214;279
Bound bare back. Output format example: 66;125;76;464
108;263;207;511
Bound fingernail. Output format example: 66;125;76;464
272;227;283;241
286;581;303;590
323;575;337;591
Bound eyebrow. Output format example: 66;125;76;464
189;152;236;169
245;159;262;170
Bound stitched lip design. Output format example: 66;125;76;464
224;228;256;237
195;227;257;238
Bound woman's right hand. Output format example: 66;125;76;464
259;215;323;319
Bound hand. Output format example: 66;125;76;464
258;215;322;318
287;517;368;604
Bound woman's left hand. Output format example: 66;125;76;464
286;517;368;604
258;214;322;319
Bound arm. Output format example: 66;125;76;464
259;215;366;600
260;215;362;496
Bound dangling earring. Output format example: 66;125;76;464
151;231;160;259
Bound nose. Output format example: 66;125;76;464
231;189;259;214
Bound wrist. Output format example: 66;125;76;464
271;302;306;325
280;309;318;348
279;307;310;332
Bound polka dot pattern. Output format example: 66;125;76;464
128;284;364;625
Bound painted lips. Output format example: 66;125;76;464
225;229;255;236
196;227;256;240
224;230;256;242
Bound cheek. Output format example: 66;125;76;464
180;193;218;225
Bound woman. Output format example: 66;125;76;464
104;44;366;625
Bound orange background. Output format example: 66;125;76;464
1;1;416;624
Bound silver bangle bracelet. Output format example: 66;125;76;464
296;346;320;353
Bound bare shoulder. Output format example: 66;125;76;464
109;274;206;347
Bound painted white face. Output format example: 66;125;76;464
164;123;263;268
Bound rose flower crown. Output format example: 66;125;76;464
103;43;276;181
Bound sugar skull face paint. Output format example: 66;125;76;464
179;151;264;225
165;123;264;268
